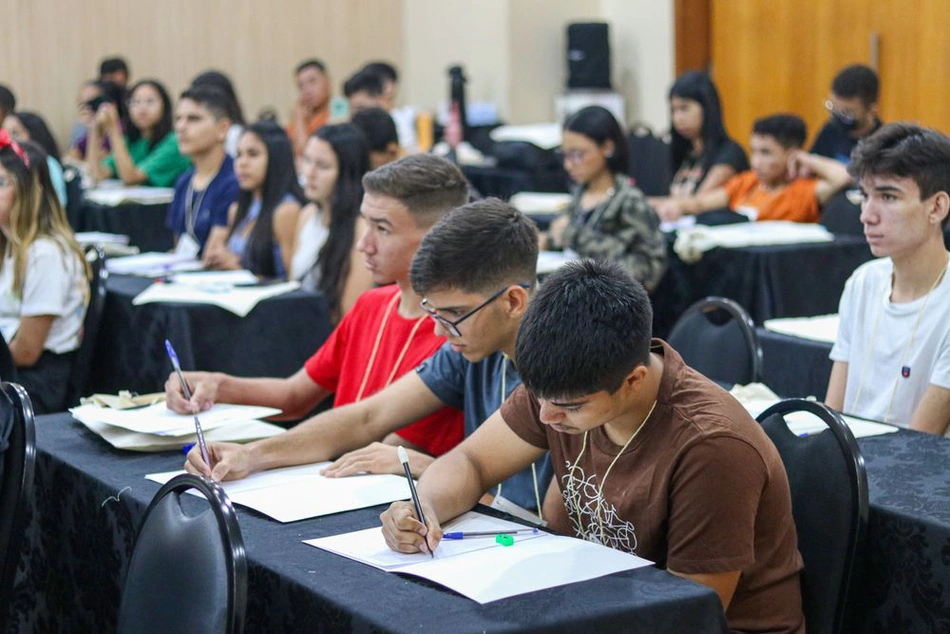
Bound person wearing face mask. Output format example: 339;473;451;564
810;65;882;164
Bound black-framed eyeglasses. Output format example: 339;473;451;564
420;284;531;337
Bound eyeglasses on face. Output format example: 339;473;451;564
420;284;531;337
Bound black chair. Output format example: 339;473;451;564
755;399;869;634
626;122;671;196
666;296;762;384
0;336;15;383
0;382;36;620
63;164;85;231
117;473;247;634
820;189;864;236
67;245;108;406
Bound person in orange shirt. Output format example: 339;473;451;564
657;114;851;224
287;59;331;159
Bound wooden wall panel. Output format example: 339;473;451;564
711;0;950;150
0;0;404;146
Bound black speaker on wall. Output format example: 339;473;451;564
567;22;611;90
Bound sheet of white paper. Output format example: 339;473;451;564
76;417;284;451
70;402;281;437
105;252;201;276
170;270;259;287
537;250;576;275
74;231;130;245
305;510;651;603
659;215;696;233
147;462;411;522
84;186;175;206
489;123;562;149
763;314;840;344
509;192;573;215
132;281;300;317
673;221;833;262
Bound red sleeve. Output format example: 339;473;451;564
665;435;767;574
499;385;549;449
303;311;351;392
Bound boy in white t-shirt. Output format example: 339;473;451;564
827;123;950;434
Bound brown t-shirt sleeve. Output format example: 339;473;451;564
665;434;768;574
499;384;549;450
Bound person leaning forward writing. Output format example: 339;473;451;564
380;259;805;634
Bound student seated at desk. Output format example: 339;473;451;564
86;79;191;187
545;106;667;292
183;200;552;519
203;121;304;278
166;86;240;257
826;123;950;435
292;124;374;322
380;259;805;633
167;154;467;464
656;114;851;224
0;135;89;413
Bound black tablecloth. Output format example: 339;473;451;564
77;201;175;253
89;275;332;395
653;235;873;337
758;328;834;399
7;414;729;633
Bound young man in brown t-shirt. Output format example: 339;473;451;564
381;259;804;633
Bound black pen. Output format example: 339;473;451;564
397;446;434;558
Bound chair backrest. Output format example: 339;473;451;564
626;123;672;196
67;245;108;406
0;336;16;383
666;296;762;384
0;382;36;620
819;189;864;236
63;164;85;231
117;474;247;634
756;399;869;634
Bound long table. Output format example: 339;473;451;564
76;200;175;253
89;275;333;395
7;414;729;632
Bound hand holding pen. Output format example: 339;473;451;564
165;339;211;468
380;447;442;556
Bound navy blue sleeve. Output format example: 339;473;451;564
212;173;240;228
415;343;467;410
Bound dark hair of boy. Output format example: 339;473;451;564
127;79;174;152
410;198;538;297
832;64;880;107
752;114;807;149
668;71;731;177
351;107;398;153
231;121;306;277
362;61;398;84
99;57;129;77
362;154;468;225
563;105;630;174
849;122;950;227
296;59;327;76
0;84;16;120
343;71;385;99
179;85;234;122
515;259;653;400
13;112;61;162
191;70;245;125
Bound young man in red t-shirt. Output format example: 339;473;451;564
167;154;469;478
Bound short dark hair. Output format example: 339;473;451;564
296;59;327;75
515;259;653;400
362;154;468;226
362;61;398;84
191;70;245;124
850;123;950;227
752;114;807;149
351;107;398;152
99;57;129;77
410;198;538;296
179;85;233;121
343;71;384;99
0;84;16;119
563;106;629;174
832;64;880;107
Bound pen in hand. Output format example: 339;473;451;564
397;446;434;558
165;339;211;469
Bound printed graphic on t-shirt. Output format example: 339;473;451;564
561;462;638;553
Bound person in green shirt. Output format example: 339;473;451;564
87;79;190;187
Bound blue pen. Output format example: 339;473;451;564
165;339;211;468
442;528;540;540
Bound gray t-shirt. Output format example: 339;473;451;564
415;344;552;511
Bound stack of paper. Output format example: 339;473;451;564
169;270;259;287
673;222;833;262
729;383;898;438
306;510;652;603
84;185;175;206
763;315;840;344
105;252;203;276
489;123;562;150
147;462;411;522
132;280;300;317
71;402;285;452
509;192;573;216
